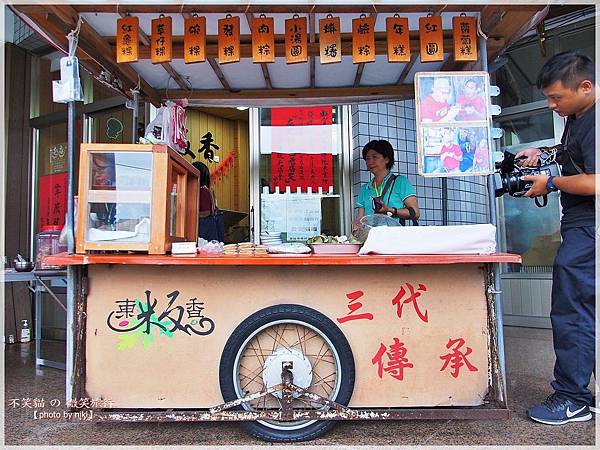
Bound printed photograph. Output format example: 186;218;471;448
419;126;492;176
416;72;489;124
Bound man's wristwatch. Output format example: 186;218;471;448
546;176;558;192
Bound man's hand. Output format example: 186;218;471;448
515;147;542;167
522;174;550;197
445;106;460;120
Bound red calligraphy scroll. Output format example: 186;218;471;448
38;172;68;228
270;153;332;193
270;107;333;126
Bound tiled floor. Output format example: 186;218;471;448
4;328;597;447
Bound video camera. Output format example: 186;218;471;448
494;145;562;207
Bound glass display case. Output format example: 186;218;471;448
76;144;199;254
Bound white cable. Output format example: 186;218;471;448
477;14;489;41
67;17;83;57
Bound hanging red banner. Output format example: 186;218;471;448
184;15;206;63
116;15;139;63
270;106;333;126
38;172;68;228
270;153;333;193
453;15;478;61
151;15;172;64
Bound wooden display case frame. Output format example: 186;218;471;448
76;143;199;254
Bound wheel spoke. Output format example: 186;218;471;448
310;340;330;372
232;317;348;430
288;329;321;349
238;363;266;391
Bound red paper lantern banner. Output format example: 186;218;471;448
210;150;235;184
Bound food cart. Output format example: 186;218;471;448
15;1;546;443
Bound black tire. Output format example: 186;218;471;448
219;304;355;443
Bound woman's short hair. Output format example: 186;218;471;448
192;161;211;188
362;140;395;170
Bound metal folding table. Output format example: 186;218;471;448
3;269;67;370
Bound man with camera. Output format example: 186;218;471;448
514;51;596;425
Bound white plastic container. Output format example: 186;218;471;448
20;320;31;343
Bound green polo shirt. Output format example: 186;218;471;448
356;172;416;221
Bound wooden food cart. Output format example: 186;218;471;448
49;251;519;442
16;1;542;443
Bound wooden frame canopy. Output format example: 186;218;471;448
11;3;549;106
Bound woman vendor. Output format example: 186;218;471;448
193;161;224;242
355;139;420;224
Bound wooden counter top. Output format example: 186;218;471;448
45;252;521;266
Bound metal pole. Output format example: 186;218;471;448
67;101;75;253
441;178;448;225
132;90;139;144
66;99;76;401
481;31;507;403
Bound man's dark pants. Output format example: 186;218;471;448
550;225;596;405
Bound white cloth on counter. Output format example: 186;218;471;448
87;218;150;242
267;243;312;254
358;224;497;255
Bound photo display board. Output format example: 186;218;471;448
415;72;493;177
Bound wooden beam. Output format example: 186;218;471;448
309;12;316;88
167;84;414;101
353;12;377;88
353;64;366;87
396;53;418;85
42;5;161;106
73;4;523;15
207;58;232;91
161;63;190;91
245;12;272;89
479;6;549;63
13;9;132;102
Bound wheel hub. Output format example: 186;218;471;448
262;347;312;398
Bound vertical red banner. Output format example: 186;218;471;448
270;153;333;193
38;172;68;228
270;107;333;126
